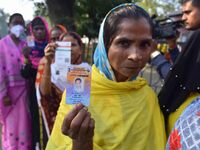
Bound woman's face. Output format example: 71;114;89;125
32;24;46;41
9;16;25;29
108;18;153;82
50;28;63;42
62;35;82;64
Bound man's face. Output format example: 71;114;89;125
182;1;200;30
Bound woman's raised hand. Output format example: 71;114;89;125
44;43;57;64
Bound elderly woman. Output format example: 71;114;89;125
46;3;166;150
36;31;83;137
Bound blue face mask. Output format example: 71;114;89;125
10;25;26;40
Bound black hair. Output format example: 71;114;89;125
75;78;82;83
31;17;45;27
103;4;154;50
182;0;200;7
9;13;24;24
60;31;82;47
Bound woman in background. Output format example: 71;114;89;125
49;24;67;42
0;13;32;150
21;16;50;150
35;31;83;147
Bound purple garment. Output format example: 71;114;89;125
0;35;32;150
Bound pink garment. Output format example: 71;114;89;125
29;16;50;69
0;35;32;150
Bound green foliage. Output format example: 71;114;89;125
34;2;48;17
32;0;181;38
74;0;135;38
0;9;9;38
137;0;181;16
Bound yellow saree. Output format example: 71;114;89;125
46;65;166;150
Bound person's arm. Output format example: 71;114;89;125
39;58;52;96
39;43;57;96
62;104;95;150
20;46;33;79
150;51;172;79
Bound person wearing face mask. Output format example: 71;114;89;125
0;13;32;150
34;31;83;149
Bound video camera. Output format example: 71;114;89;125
152;11;184;40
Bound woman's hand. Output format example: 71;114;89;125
61;103;95;150
3;96;12;106
44;43;57;64
22;46;31;59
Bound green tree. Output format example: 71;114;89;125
74;0;135;39
137;0;181;16
45;0;76;30
34;2;48;17
31;0;75;30
0;9;9;38
31;0;181;63
31;0;181;37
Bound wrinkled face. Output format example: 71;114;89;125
182;1;200;30
32;24;46;40
9;16;25;30
108;18;153;82
62;35;82;64
50;28;63;42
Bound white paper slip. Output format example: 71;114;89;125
55;41;71;75
55;41;71;65
27;36;35;47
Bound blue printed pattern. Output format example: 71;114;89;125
166;97;200;150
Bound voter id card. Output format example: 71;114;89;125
66;63;91;106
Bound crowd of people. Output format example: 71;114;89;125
0;0;200;149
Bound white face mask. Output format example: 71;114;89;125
10;25;25;38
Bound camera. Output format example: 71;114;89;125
152;12;184;40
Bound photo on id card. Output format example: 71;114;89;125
66;64;91;106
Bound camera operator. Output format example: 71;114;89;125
150;33;181;79
149;12;185;79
